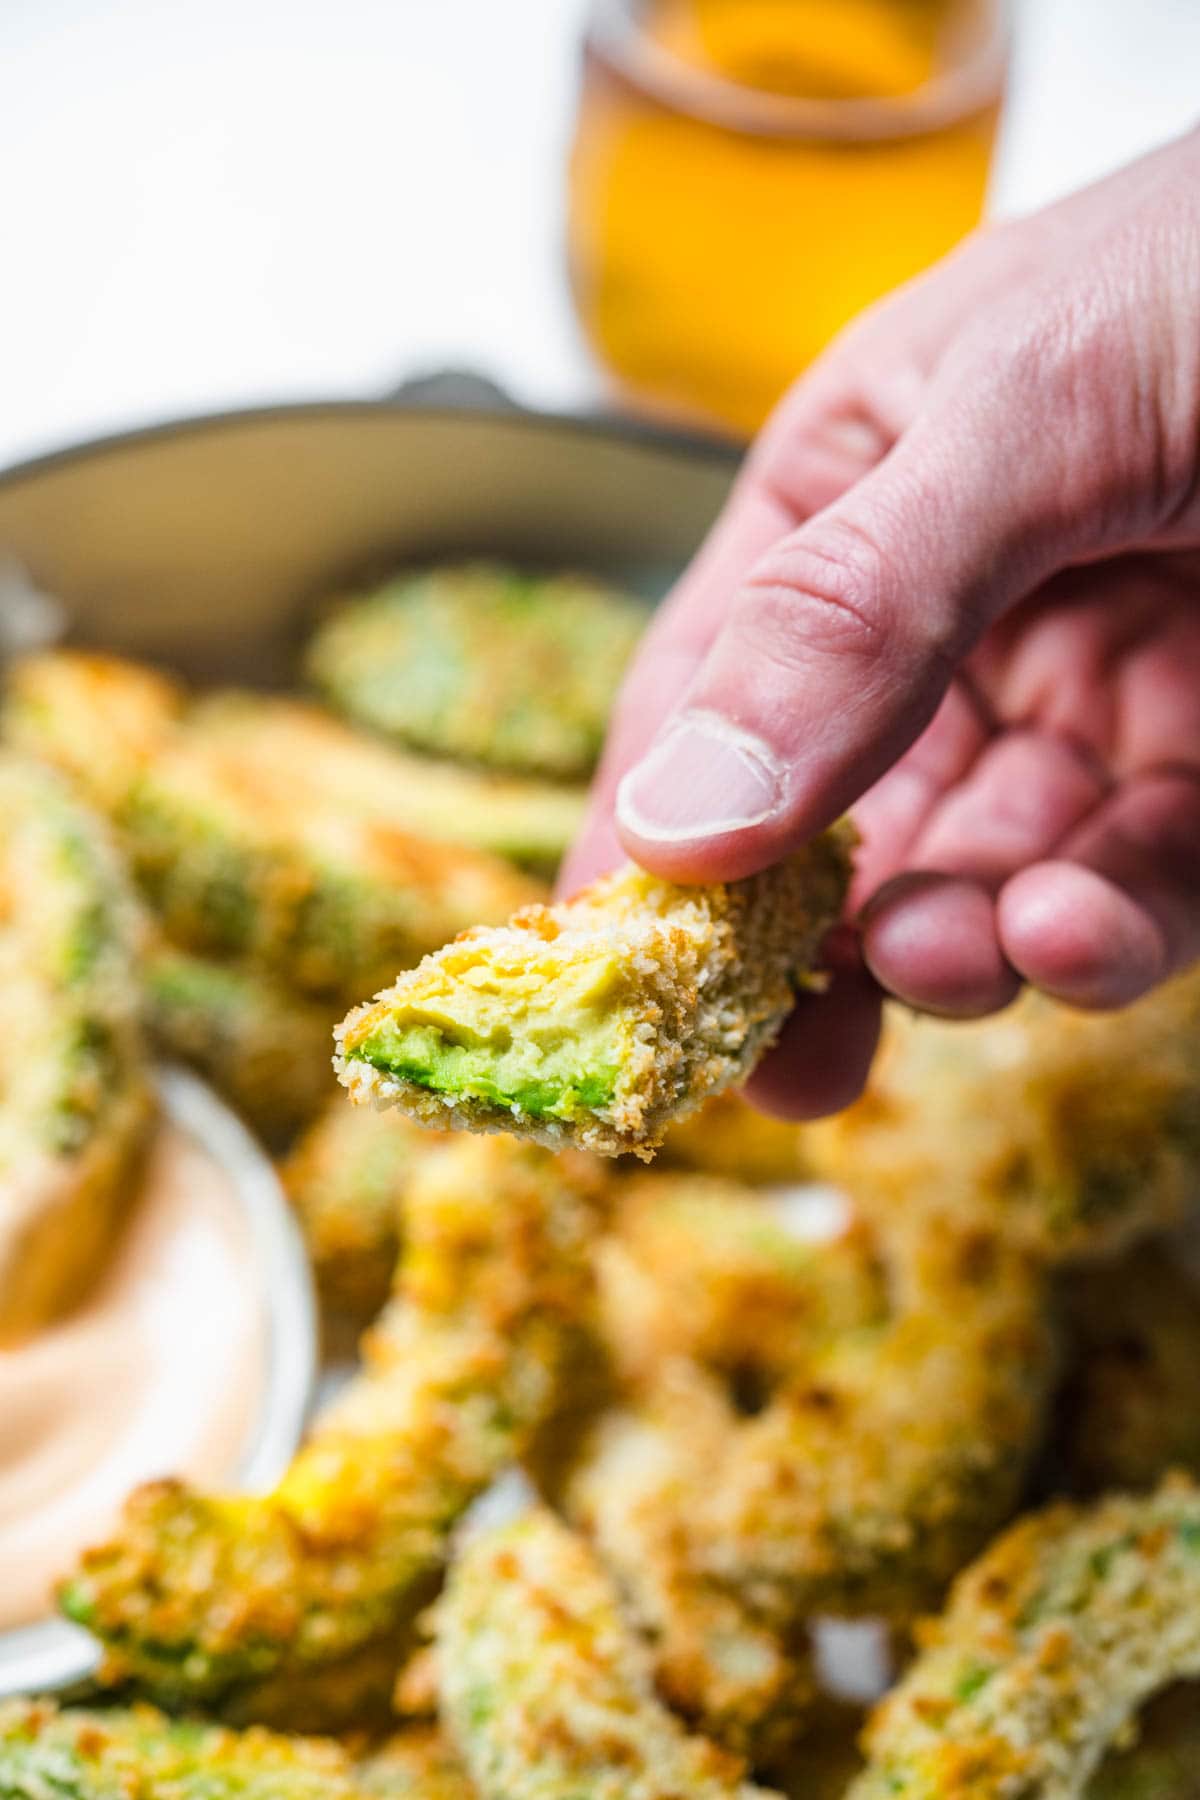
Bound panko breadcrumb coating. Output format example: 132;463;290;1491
0;753;151;1345
807;971;1200;1263
336;832;853;1159
122;712;541;1003
440;1507;773;1800
577;1171;879;1667
1053;1240;1200;1496
596;1172;886;1398
5;649;542;1003
60;1136;608;1715
143;943;337;1144
3;648;182;805
440;1492;1200;1800
0;1700;374;1800
850;1479;1200;1799
281;1100;449;1321
305;561;647;780
188;692;587;876
567;1182;1052;1751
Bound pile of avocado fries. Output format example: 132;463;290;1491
4;559;1200;1800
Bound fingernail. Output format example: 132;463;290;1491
616;712;784;843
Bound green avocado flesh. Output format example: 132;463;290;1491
349;1019;621;1120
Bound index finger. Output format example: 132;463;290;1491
558;377;896;893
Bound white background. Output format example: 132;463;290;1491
0;0;1197;470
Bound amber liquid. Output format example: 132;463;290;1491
569;0;1002;435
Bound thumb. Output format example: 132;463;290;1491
613;341;1135;883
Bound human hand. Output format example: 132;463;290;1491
563;129;1200;1119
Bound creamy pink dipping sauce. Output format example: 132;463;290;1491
0;1122;265;1631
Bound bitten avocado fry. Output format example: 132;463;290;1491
336;831;854;1159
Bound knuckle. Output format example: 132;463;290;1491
738;514;953;680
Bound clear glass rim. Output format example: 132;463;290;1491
585;0;1010;141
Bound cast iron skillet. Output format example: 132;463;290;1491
0;387;739;677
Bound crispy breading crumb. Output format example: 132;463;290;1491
336;830;853;1158
440;1507;775;1800
851;1479;1200;1798
60;1137;608;1715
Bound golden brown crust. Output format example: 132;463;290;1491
61;1137;609;1715
143;943;337;1145
0;752;152;1344
852;1480;1200;1798
0;1699;374;1800
336;831;853;1158
6;650;543;1004
440;1508;772;1800
563;1180;1051;1753
807;971;1200;1264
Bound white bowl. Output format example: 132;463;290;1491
0;1065;318;1699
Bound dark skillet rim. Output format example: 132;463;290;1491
0;396;744;493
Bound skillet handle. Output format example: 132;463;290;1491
383;368;523;413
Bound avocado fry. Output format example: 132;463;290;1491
0;752;151;1345
0;1699;380;1800
806;970;1200;1263
60;1136;609;1714
336;832;854;1159
143;943;337;1145
439;1508;772;1800
305;561;647;780
440;1490;1200;1800
122;712;542;1003
567;1181;1052;1751
3;649;182;806
850;1479;1200;1799
187;692;587;877
5;650;544;1003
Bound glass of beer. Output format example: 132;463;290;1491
568;0;1008;436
